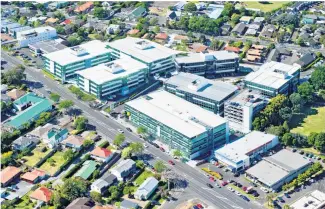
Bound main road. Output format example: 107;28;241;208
2;52;262;209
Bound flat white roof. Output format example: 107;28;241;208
76;57;147;85
244;61;300;89
215;131;277;163
291;190;325;209
175;51;238;64
44;40;111;66
107;37;179;63
17;26;55;36
126;90;227;138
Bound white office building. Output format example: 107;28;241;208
214;131;279;172
290;190;325;209
16;26;57;48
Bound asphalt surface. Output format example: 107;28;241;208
2;51;262;209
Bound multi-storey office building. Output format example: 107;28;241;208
244;61;300;97
174;51;239;78
125;90;229;159
106;37;179;76
9;26;32;38
164;72;237;115
44;40;111;82
16;26;57;48
76;57;148;99
224;90;269;133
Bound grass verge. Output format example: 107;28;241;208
42;69;56;80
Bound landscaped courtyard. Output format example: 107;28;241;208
39;151;67;176
23;144;51;167
237;1;290;12
291;106;325;136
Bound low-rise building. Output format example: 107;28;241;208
214;131;279;172
16;26;57;48
246;149;312;191
244;61;300;97
29;187;52;203
174;51;239;78
111;159;136;181
75;160;98;180
0;166;21;187
290;190;325;209
125;90;229;159
259;24;277;39
61;135;85;151
76;57;148;100
44;40;111;82
74;1;94;13
91;173;117;194
240;16;252;24
9;26;32;38
134;177;159;200
12;134;40;151
232;23;247;35
28;39;67;56
66;198;94;209
164;72;237;115
6;89;25;100
41;126;69;148
90;147;113;163
21;169;47;184
120;199;139;209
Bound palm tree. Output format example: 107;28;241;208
283;204;291;209
266;194;275;206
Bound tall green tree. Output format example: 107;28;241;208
154;160;167;173
58;100;74;112
74;116;88;131
113;133;125;147
298;82;314;103
310;66;325;90
184;2;197;12
60;177;89;201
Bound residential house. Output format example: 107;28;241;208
74;2;94;14
232;23;247;36
174;1;186;11
0;166;21;187
75;160;98;180
45;18;59;26
259;24;277;39
66;198;95;209
302;14;318;24
90;147;113;163
295;52;317;68
12;134;40;151
166;10;181;22
6;89;25;100
128;6;147;21
173;35;189;44
93;205;116;209
41;126;69;148
245;28;257;36
220;24;232;36
120;199;139;209
64;24;74;35
134;177;159;200
127;29;139;36
155;32;168;43
189;43;208;53
30;123;57;138
48;2;70;10
224;46;240;54
254;17;265;23
270;48;292;62
287;2;315;12
206;4;224;19
61;135;85;151
91;173;117;194
61;19;72;26
111;159;136;181
29;187;52;203
21;169;47;184
106;24;120;34
240;16;252;24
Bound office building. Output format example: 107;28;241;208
28;39;67;56
164;72;237;115
290;190;325;209
16;26;57;48
125;90;229;159
76;57;148;99
174;51;239;78
9;26;32;38
244;61;300;97
44;40;111;82
214;131;279;172
246;149;312;191
106;37;179;75
224;90;269;133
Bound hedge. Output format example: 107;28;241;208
98;141;110;148
301;57;322;71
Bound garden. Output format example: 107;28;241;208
22;144;51;167
39;151;68;176
236;1;290;12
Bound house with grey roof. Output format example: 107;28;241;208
12;134;40;151
120;199;139;209
232;23;247;35
111;159;136;181
295;53;317;68
91;173;117;194
134;177;159;200
259;24;277;39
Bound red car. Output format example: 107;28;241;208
168;160;175;165
209;177;215;182
160;147;165;152
196;203;203;209
221;181;228;186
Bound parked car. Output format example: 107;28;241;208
168;160;175;165
126;127;132;132
160;147;165;152
193;206;199;209
207;183;213;188
196;204;203;209
241;195;250;202
221;181;228;186
260;187;269;193
215;183;221;188
152;143;159;148
117;129;124;133
234;173;240;177
209;176;215;182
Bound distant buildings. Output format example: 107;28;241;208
244;61;300;97
16;26;57;48
174;51;239;78
164;72;237;115
290;190;325;209
125;90;229;159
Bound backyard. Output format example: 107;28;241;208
134;170;155;186
23;144;51;167
237;1;290;12
39;151;67;176
290;106;325;136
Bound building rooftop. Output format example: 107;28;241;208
66;197;94;209
246;149;311;187
175;51;238;64
226;89;269;108
126;90;227;138
75;160;98;180
9;26;32;33
44;40;111;66
244;61;300;89
135;177;159;196
76;57;147;85
0;166;21;185
28;40;67;54
91;147;112;158
112;159;135;174
29;187;52;203
165;72;237;103
16;26;56;39
61;135;84;147
290;190;325;209
107;37;178;63
21;169;46;182
215;131;277;164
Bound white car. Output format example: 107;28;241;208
143;143;148;148
227;187;234;192
235;191;241;196
260;187;269;193
117;129;124;133
215;183;221;188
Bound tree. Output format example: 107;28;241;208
58;100;74;112
35;112;52;127
33;20;41;27
310;66;325;90
77;28;86;37
94;7;108;19
136;160;145;169
49;93;60;102
315;133;325;152
137;126;147;135
18;16;27;25
279;107;292;121
83;139;94;148
308;132;318;146
184;2;197;12
153;26;160;33
154;160;167;173
210;38;220;50
283;121;290;132
67;35;82;46
1;151;13;166
149;17;158;26
108;185;118;194
292;133;308;147
283;204;290;209
230;14;241;24
55;25;65;34
296;37;305;46
63;149;74;161
298;82;314;103
129;142;144;155
282;133;294;146
122;147;132;159
290;93;304;113
74;116;88;131
59;178;88;201
90;191;102;203
266;125;286;137
2;67;25;85
266;194;275;206
173;150;182;158
113;133;125;147
47;158;56;166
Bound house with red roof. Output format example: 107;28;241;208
21;169;47;184
0;166;21;187
29;187;53;203
155;33;168;40
74;1;94;13
90;147;113;163
224;46;240;53
61;135;85;151
127;29;139;36
61;19;72;25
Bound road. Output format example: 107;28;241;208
2;52;262;209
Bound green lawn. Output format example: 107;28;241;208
134;170;154;185
15;193;35;209
39;151;67;176
237;1;290;12
301;147;325;159
23;145;51;167
291;107;325;136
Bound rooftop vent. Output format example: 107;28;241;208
105;62;124;74
135;40;154;50
70;46;88;56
